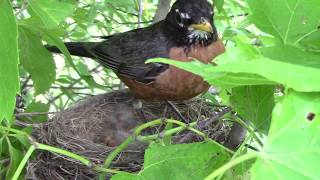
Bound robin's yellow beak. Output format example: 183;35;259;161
190;20;213;33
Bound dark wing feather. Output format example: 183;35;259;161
88;22;171;83
46;21;172;83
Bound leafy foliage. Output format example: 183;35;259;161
112;142;231;180
230;85;275;133
1;0;320;179
0;0;20;123
28;0;76;29
19;27;56;94
247;0;320;45
252;91;320;179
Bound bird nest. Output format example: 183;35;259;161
27;89;232;180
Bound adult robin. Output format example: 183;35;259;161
47;0;225;101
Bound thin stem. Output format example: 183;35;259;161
36;143;91;166
165;119;234;154
0;126;29;136
137;122;197;141
15;111;58;117
204;153;258;180
37;143;121;174
102;136;135;168
93;166;122;174
38;143;120;173
166;119;207;138
99;119;191;179
137;0;143;28
234;116;264;147
99;136;135;179
216;136;253;180
12;145;36;180
2;126;120;176
134;119;163;135
101;117;234;179
99;120;165;179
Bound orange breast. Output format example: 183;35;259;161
119;40;225;101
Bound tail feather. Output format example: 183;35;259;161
45;42;97;58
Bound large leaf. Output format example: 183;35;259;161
112;142;231;180
18;19;82;78
251;91;320;179
261;45;320;68
247;0;320;45
231;85;275;133
28;0;76;29
247;0;320;44
148;44;320;92
0;0;20;123
19;27;56;94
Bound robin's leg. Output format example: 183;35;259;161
167;101;189;123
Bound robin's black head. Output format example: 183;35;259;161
164;0;217;47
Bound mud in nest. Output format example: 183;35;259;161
27;89;232;180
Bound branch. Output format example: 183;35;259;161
153;0;172;23
15;111;58;117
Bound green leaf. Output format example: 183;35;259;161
18;18;83;80
231;85;275;133
147;58;275;89
6;139;24;180
112;142;231;180
42;29;82;77
214;0;224;13
148;44;320;92
251;91;320;179
23;101;50;123
28;0;76;29
74;61;109;89
0;0;20;123
14;126;32;148
19;26;56;95
261;45;320;69
247;0;320;45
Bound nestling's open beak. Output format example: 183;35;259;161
190;20;213;33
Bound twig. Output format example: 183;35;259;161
14;0;28;16
21;75;31;92
167;101;189;123
106;2;138;17
137;0;143;28
25;85;91;90
15;111;58;117
233;114;264;148
97;10;152;26
47;65;101;104
179;107;231;143
153;0;172;23
229;13;249;18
